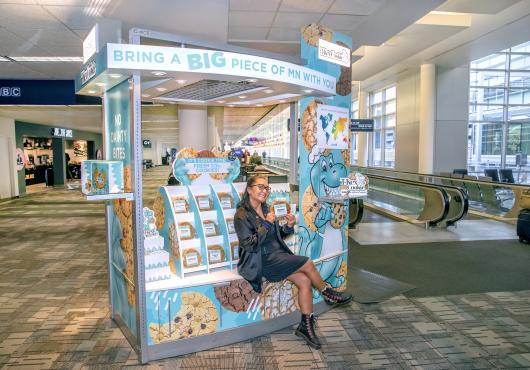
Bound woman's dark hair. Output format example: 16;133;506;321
237;176;269;214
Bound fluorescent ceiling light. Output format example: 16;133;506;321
176;79;186;84
303;89;313;93
156;87;168;92
87;90;97;94
84;0;111;16
238;95;246;99
152;71;166;76
95;82;106;87
256;104;263;107
141;93;150;98
264;89;274;94
9;56;83;62
109;74;122;79
217;100;225;104
246;79;258;83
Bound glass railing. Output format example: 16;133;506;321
352;166;527;219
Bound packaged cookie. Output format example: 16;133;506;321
182;248;201;268
202;220;217;237
269;198;291;226
177;221;195;240
226;218;235;234
172;196;189;213
207;245;225;264
230;241;240;260
217;192;234;209
195;195;212;211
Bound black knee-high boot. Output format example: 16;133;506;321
295;313;321;349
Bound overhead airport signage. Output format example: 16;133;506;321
350;119;374;132
318;39;350;67
51;127;73;138
0;86;21;97
106;43;337;95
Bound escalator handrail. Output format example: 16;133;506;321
367;174;450;227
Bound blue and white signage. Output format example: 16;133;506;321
350;119;374;132
318;39;350;67
106;44;336;95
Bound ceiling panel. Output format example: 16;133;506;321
437;0;522;15
44;5;97;30
320;14;365;31
328;0;386;15
279;0;334;14
273;12;321;28
229;0;281;12
9;28;81;47
229;11;275;27
228;26;269;40
267;27;300;42
0;4;65;29
36;0;92;5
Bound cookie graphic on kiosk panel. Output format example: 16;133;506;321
301;99;323;151
336;41;352;96
214;279;258;313
149;291;219;343
168;223;180;259
331;203;346;229
152;193;166;230
301;186;319;232
260;280;299;319
302;23;332;47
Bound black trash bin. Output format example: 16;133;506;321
45;167;54;187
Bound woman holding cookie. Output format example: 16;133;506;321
234;176;352;349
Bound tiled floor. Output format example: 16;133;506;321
1;171;530;369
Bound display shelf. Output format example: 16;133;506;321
182;265;208;274
208;261;230;269
145;268;242;292
86;192;134;201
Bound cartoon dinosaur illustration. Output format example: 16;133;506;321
299;150;348;288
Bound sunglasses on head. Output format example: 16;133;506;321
251;184;271;192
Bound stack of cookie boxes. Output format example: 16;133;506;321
159;183;243;279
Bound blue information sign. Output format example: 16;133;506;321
350;119;374;132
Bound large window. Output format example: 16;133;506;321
468;40;530;183
368;85;396;167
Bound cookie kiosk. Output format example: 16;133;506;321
75;22;360;363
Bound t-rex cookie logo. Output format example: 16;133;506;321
339;173;369;197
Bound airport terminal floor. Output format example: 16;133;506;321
1;166;530;369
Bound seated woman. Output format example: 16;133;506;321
234;176;352;349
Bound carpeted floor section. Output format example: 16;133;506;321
349;237;530;298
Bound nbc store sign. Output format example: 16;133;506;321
318;39;350;67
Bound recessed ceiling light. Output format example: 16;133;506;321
141;93;150;98
256;104;263;107
246;79;258;83
228;105;235;107
238;95;246;99
156;87;168;92
176;79;186;84
87;90;97;94
303;89;313;93
264;89;274;94
95;82;106;87
152;71;166;76
169;101;177;104
279;100;286;103
109;74;122;79
217;100;225;104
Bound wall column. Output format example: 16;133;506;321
418;63;436;174
357;90;369;166
52;138;65;186
178;105;208;150
207;106;224;151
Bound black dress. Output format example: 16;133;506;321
261;221;308;282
